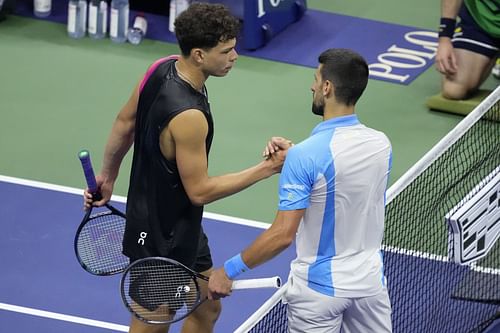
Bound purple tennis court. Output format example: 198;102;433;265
0;177;296;332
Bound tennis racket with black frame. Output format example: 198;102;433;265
121;257;282;325
74;149;129;276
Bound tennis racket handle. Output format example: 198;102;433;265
78;150;98;194
232;276;282;290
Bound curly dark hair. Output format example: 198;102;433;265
174;3;241;56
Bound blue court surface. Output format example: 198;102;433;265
0;176;296;332
1;176;499;333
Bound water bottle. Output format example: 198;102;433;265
67;0;87;39
88;0;107;39
110;0;129;43
34;0;51;17
0;0;5;21
127;15;147;45
169;0;190;33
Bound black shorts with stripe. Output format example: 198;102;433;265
128;228;213;274
452;4;499;59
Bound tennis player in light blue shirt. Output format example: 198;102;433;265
209;48;393;333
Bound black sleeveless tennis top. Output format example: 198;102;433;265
122;57;214;268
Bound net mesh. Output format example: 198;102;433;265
235;87;500;333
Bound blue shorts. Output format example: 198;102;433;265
452;4;499;59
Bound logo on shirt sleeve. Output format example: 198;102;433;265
282;183;305;190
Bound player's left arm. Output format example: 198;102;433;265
241;209;303;267
208;209;303;300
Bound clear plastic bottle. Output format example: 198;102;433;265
67;0;87;39
0;0;6;21
88;0;107;39
109;0;129;43
127;15;147;45
168;0;190;33
34;0;51;18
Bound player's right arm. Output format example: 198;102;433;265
166;109;287;206
84;81;140;209
436;0;462;75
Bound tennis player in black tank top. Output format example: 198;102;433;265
82;3;291;333
124;57;215;272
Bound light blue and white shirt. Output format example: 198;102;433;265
279;114;392;298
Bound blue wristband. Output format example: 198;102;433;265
224;253;250;279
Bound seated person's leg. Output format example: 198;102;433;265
441;4;499;100
441;49;494;100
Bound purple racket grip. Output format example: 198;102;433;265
78;150;98;194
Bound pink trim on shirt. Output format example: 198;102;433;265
139;54;180;93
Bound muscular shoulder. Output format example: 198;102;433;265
169;109;209;142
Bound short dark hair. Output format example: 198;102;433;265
318;48;369;106
174;3;240;56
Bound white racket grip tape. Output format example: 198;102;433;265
232;276;282;290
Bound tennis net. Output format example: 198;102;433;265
235;86;500;333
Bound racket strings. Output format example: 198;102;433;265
122;259;201;323
76;212;128;274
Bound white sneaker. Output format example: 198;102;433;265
492;58;500;79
